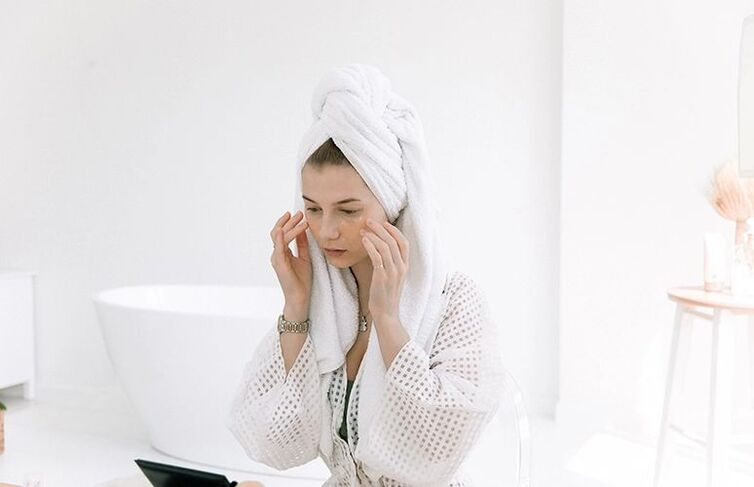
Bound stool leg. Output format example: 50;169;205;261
673;307;695;432
748;315;754;410
707;308;735;487
654;303;691;487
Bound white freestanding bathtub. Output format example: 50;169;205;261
91;284;331;481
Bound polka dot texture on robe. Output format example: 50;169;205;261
227;271;506;486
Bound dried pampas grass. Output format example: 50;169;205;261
706;157;754;244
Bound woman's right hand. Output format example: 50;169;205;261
270;210;313;306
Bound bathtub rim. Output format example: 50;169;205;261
91;283;284;320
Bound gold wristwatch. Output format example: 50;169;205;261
277;314;310;334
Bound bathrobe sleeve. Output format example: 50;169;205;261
226;322;322;470
359;272;506;486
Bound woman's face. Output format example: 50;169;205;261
301;162;389;268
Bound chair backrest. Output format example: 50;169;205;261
459;368;531;486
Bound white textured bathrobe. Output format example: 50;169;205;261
227;270;506;486
227;64;506;485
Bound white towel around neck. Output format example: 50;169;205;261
290;64;452;478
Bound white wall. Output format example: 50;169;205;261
0;1;561;416
559;0;754;437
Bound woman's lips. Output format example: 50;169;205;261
325;249;347;257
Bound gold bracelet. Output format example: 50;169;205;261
277;314;310;334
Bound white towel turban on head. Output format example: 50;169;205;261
291;64;452;471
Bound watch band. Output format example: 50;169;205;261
278;314;310;334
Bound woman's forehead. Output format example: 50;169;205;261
302;165;372;202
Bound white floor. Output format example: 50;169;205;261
1;391;754;487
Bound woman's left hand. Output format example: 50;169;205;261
360;218;410;321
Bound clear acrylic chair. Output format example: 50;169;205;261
461;367;531;486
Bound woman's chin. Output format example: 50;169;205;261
325;256;349;268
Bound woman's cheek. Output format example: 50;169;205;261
352;215;367;232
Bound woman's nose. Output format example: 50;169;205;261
321;215;341;239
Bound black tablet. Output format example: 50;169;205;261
135;458;238;487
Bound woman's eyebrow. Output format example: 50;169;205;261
302;195;361;204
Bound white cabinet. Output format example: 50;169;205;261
0;269;36;399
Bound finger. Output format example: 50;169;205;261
271;211;291;243
361;233;384;269
362;231;392;269
294;225;310;260
364;221;399;267
382;221;409;268
271;228;284;267
274;227;288;257
282;210;304;233
276;211;291;225
284;219;308;246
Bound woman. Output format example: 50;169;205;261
228;64;505;486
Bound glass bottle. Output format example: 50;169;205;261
731;217;754;296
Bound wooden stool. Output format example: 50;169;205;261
653;286;754;486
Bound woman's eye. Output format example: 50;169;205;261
305;208;358;215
